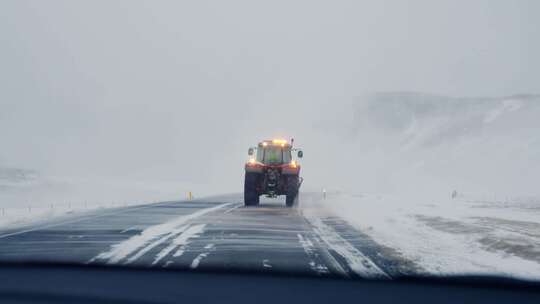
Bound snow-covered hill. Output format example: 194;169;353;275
321;92;540;198
352;92;539;147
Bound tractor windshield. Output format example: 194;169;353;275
257;146;292;165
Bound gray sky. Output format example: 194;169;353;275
1;1;539;191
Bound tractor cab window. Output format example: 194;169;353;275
283;149;292;163
257;146;292;165
256;148;264;163
261;146;282;164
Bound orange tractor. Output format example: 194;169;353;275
244;139;303;207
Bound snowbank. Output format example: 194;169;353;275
306;191;540;280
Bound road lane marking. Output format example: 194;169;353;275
90;203;232;264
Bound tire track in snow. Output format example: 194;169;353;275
297;234;329;275
305;215;390;279
90;203;233;264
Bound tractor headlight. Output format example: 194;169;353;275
290;160;297;168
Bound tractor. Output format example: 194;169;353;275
244;139;303;207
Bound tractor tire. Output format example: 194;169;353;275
244;173;260;206
285;176;299;208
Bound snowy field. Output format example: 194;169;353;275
298;93;540;280
2;178;540;280
304;191;540;280
0;171;213;229
2;93;540;280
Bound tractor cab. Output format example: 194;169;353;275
255;140;292;165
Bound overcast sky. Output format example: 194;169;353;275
1;1;539;191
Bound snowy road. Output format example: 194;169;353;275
0;194;417;279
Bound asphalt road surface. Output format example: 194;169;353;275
0;194;419;279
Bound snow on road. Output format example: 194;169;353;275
309;192;540;280
297;234;329;275
302;211;389;279
2;189;540;281
190;244;215;269
152;224;206;265
91;203;232;264
0;172;217;229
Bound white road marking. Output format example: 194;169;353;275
91;203;232;264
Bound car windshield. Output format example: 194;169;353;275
1;0;540;290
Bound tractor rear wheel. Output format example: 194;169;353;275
244;173;260;206
285;176;299;207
